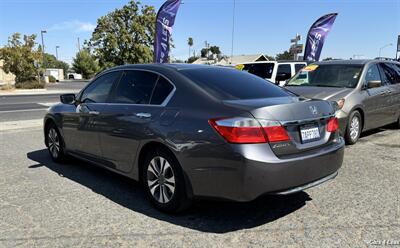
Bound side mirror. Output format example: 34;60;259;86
367;80;381;89
60;94;76;104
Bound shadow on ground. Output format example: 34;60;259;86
27;149;311;234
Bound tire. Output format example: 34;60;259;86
395;114;400;129
46;122;66;162
345;111;362;145
142;147;191;213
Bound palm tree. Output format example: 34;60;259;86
187;37;193;61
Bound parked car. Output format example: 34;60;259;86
236;61;307;86
67;73;83;80
285;60;400;144
44;64;344;213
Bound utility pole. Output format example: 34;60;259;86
230;0;236;64
205;41;210;58
56;46;60;60
77;37;81;52
41;30;47;69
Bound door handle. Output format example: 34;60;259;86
89;111;100;115
136;112;152;118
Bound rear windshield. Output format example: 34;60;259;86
181;67;290;100
241;63;274;79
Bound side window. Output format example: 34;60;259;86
150;77;174;105
80;72;119;103
276;64;292;80
387;63;400;84
295;64;306;73
379;63;400;85
112;70;158;104
364;64;381;83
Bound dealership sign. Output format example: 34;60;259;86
304;13;338;61
154;0;182;63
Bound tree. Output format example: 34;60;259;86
88;0;156;68
187;56;199;63
187;37;193;60
200;48;209;58
72;50;100;79
0;33;41;83
275;50;295;60
209;46;221;55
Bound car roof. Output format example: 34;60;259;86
314;59;400;66
240;60;307;65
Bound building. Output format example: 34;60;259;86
0;60;16;86
45;68;64;82
192;54;269;66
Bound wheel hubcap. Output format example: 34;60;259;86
349;116;360;141
147;156;175;204
48;128;60;158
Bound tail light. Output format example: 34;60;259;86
209;117;290;144
327;117;339;132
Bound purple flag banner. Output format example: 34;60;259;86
154;0;181;63
304;13;338;61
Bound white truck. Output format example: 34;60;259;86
236;61;307;86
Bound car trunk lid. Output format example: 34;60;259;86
223;97;337;157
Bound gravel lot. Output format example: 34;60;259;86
0;125;399;247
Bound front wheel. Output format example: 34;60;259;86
345;111;362;145
46;122;66;162
142;147;191;213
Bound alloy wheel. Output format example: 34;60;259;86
48;128;60;159
349;116;360;142
147;156;176;204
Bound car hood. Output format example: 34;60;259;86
285;86;352;101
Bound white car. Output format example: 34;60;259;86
67;73;83;80
237;61;307;86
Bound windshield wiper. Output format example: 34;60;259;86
311;84;343;88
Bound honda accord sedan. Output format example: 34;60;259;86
44;64;344;213
286;60;400;144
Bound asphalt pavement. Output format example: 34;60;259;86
0;81;87;122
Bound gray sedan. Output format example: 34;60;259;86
44;64;344;213
286;60;400;144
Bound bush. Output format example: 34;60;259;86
15;80;46;89
48;75;56;83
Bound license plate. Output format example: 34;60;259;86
300;125;320;143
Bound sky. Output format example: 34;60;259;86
0;0;399;65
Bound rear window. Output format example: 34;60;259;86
181;68;290;100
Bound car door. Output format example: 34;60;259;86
62;71;121;159
362;63;392;129
379;63;400;122
98;70;175;173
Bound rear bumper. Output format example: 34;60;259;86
185;137;345;202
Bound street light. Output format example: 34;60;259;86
56;46;60;60
379;43;393;57
40;30;47;69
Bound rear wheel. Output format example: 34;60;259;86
395;114;400;129
142;147;191;213
46;122;66;162
345;111;362;145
